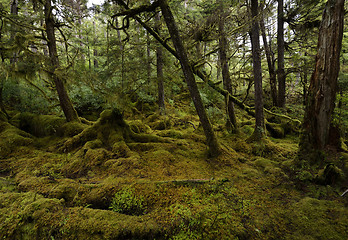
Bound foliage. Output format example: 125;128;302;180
109;186;146;216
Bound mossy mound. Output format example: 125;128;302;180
0;191;161;239
10;112;67;137
0;121;33;158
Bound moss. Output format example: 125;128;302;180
315;164;345;185
284;197;348;240
0;122;33;158
157;129;184;139
112;141;132;158
128;120;152;134
11;112;66;137
0;110;7;122
266;122;285;138
84;139;103;149
57;121;87;137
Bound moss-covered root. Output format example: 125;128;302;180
62;109;171;152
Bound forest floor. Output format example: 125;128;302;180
0;96;347;239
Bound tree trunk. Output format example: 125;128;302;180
250;0;265;140
277;0;286;107
146;31;151;92
155;12;165;114
260;16;277;107
44;0;80;122
115;18;125;89
300;0;344;151
10;0;18;63
218;0;238;132
159;0;220;156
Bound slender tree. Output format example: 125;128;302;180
44;0;80;122
155;12;165;114
217;0;238;132
250;0;265;140
260;6;277;107
159;0;220;156
300;0;344;152
277;0;286;107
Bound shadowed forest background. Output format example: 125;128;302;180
0;0;347;239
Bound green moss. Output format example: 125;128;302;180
112;141;131;158
284;197;348;240
266;122;285;138
58;121;87;137
128;120;152;134
0;122;33;158
11;112;66;137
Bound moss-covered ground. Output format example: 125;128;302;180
0;104;347;239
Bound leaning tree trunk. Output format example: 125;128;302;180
218;0;238;133
159;0;220;156
277;0;286;108
300;0;344;151
250;0;265;141
44;0;80;122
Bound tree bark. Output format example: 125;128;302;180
44;0;80;122
10;0;18;64
218;0;238;132
277;0;286;107
260;15;277;107
159;0;220;156
300;0;344;151
250;0;265;140
155;12;165;114
146;31;151;91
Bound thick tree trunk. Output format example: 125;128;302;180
277;0;286;107
155;13;165;114
44;0;80;122
301;0;344;151
250;0;265;140
218;0;238;132
260;17;277;106
159;0;220;156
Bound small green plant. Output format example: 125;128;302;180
109;186;146;216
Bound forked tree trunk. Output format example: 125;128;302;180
159;0;220;156
155;12;165;114
250;0;265;140
44;0;80;122
277;0;286;107
218;0;238;132
301;0;344;151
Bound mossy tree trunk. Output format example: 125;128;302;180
155;12;165;115
250;0;265;141
218;0;238;133
300;0;344;151
159;0;220;156
277;0;286;108
44;0;80;122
